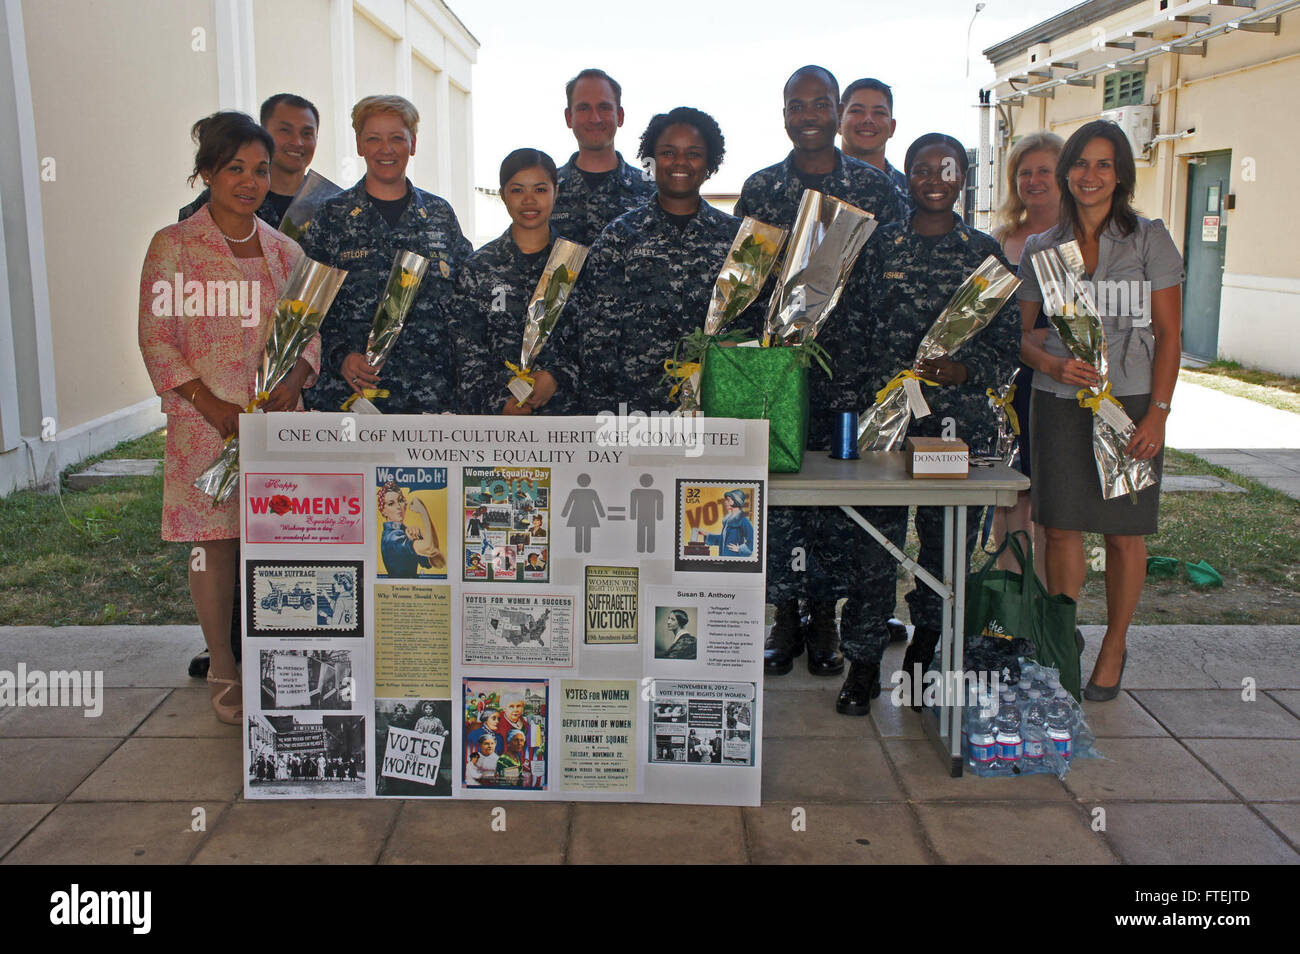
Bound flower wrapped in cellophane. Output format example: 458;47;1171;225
983;367;1020;465
665;218;786;413
699;194;876;471
278;170;343;243
193;255;347;504
763;190;876;346
342;250;430;413
506;239;588;405
1029;240;1156;500
858;255;1021;453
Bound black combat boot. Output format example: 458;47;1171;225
764;598;804;675
901;625;941;711
836;661;881;716
806;600;845;676
886;617;909;643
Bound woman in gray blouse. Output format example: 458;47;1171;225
1016;120;1184;701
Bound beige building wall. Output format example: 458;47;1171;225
25;0;217;440
1;0;478;495
986;1;1300;375
254;0;339;183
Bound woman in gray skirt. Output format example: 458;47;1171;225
1015;120;1184;701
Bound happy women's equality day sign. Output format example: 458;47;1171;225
240;412;769;806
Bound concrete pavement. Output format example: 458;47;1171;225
1;624;1296;864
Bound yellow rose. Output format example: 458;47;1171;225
399;270;417;288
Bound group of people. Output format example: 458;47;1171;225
251;752;361;782
139;62;1182;727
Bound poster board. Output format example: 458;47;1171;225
240;413;768;806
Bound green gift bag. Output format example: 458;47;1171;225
965;531;1082;700
699;342;809;472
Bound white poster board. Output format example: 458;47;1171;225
241;413;768;806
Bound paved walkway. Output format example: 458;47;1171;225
1169;378;1300;500
1;624;1296;864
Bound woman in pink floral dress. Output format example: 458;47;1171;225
139;112;320;724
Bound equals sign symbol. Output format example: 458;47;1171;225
606;506;627;521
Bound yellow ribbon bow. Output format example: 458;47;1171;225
220;390;272;444
987;384;1020;435
875;369;937;405
504;360;535;388
663;358;702;401
341;388;390;411
1076;381;1122;415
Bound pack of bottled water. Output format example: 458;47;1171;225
963;659;1098;779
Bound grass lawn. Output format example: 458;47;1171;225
3;430;1299;627
1180;362;1300;416
0;429;196;626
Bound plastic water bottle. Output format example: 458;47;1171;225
993;690;1023;772
1022;690;1048;768
1046;688;1074;762
966;696;998;774
1015;675;1034;707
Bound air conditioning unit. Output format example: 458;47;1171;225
1101;105;1155;162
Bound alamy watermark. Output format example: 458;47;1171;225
1042;276;1152;328
0;664;104;718
887;666;1001;709
150;272;261;327
595;403;706;458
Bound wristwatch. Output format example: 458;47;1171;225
1152;400;1171;411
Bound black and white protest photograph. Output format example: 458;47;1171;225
374;699;452;797
259;649;354;710
247;714;367;795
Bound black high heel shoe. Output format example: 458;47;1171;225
1083;650;1127;702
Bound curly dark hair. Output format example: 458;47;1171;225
637;107;726;178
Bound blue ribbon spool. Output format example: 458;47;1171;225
830;411;860;460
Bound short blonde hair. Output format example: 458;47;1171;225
351;95;419;137
994;131;1064;235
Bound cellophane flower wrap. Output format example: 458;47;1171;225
507;239;588;404
763;190;876;346
1028;240;1156;501
857;255;1020;453
701;194;875;472
342;250;431;412
193;255;347;504
984;367;1021;465
278;170;343;243
666;218;786;413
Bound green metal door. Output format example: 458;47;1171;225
1182;151;1230;362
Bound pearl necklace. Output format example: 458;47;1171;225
219;220;258;243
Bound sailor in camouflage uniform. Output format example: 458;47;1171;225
838;78;909;199
560;107;741;417
839;133;1020;710
734;66;907;694
449;148;579;415
301;95;471;414
550;69;655;247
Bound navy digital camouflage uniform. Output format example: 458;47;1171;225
733;149;909;230
549;152;656;247
882;160;909;198
300;178;472;414
557;196;740;416
447;227;581;415
835;213;1020;660
178;188;283;226
735;148;908;661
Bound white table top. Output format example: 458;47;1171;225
768;452;1029;507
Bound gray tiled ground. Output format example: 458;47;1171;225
1;624;1298;864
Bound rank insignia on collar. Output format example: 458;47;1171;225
350;206;363;217
419;208;428;219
